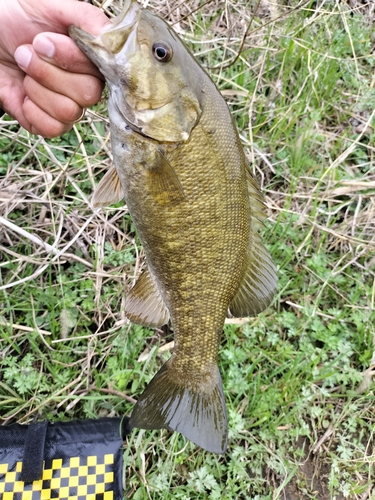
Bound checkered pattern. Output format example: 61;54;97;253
0;454;115;500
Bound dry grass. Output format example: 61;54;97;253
1;0;373;295
1;0;375;498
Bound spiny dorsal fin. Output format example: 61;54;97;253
92;166;125;208
229;170;277;317
129;361;228;453
125;268;170;327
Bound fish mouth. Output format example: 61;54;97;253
68;25;107;69
68;25;93;46
69;0;140;67
69;26;95;47
110;0;133;29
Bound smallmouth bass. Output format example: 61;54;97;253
70;0;277;454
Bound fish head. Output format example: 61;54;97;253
69;0;202;143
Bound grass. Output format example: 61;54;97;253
0;0;375;498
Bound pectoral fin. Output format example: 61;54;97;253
145;150;185;205
92;166;125;208
125;268;170;327
229;170;277;317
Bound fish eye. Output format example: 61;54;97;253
152;42;172;62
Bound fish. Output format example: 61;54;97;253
69;0;277;454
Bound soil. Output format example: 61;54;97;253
277;438;347;500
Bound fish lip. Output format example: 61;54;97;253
133;98;175;113
112;94;180;143
68;25;94;43
69;1;141;63
113;91;174;121
111;94;151;137
69;0;136;41
68;24;102;57
109;0;135;29
69;25;112;74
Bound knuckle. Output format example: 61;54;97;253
81;78;104;106
22;98;69;138
57;100;81;124
23;75;35;94
43;122;70;139
29;62;50;83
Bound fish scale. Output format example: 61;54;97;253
69;0;277;453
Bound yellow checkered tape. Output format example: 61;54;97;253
0;454;115;500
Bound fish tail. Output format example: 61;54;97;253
129;361;228;453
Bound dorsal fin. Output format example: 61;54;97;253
229;171;277;317
125;268;170;327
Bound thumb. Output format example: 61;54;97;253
29;0;112;36
0;71;32;132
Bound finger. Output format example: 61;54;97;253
22;97;73;138
23;75;84;124
0;66;31;131
33;33;103;80
14;45;104;108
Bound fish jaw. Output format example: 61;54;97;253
68;26;118;83
68;1;141;85
70;2;202;143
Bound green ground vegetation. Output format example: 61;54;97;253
0;0;374;498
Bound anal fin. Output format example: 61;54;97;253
125;268;169;327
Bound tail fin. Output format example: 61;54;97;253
129;361;228;453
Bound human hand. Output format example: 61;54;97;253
0;0;110;138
